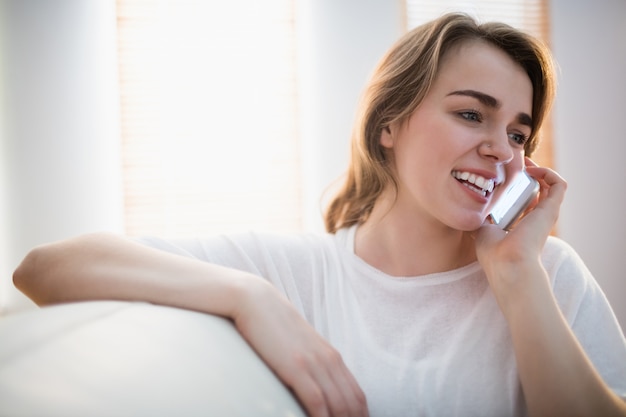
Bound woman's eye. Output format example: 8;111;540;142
459;110;482;122
508;132;529;146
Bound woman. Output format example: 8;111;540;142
14;13;626;417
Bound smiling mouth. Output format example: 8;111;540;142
451;170;497;198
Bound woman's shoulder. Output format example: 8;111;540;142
196;229;345;270
541;235;588;275
135;228;348;275
242;229;340;254
541;235;602;307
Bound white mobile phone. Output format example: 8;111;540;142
489;170;539;230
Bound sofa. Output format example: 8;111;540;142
0;300;305;416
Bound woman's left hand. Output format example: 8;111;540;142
473;159;567;299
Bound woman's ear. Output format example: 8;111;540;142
381;126;394;148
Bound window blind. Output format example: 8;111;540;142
116;0;301;238
405;0;549;39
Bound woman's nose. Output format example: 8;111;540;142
479;133;514;163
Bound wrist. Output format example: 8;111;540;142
229;274;275;325
485;259;552;319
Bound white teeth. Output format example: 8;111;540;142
452;170;496;194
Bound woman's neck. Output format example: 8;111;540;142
354;194;477;277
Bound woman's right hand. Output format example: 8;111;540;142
232;279;369;417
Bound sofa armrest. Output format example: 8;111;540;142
0;300;305;417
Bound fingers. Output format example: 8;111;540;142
510;158;567;239
524;156;538;168
524;158;567;212
291;373;331;417
285;347;368;417
235;284;368;417
524;158;566;189
328;354;369;417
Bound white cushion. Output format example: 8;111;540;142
0;301;305;417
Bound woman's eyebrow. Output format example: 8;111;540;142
448;89;533;127
447;89;500;108
517;113;533;128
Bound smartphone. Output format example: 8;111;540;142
489;170;539;230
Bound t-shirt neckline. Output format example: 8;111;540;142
338;223;482;283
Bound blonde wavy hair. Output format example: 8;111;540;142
324;12;556;233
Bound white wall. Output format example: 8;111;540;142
0;0;124;313
0;3;8;312
550;0;626;330
296;0;403;231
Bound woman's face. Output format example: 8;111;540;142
381;40;533;231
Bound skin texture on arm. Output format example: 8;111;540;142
475;163;626;417
13;234;368;417
14;233;255;314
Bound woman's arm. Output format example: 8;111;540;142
475;162;626;417
14;233;258;314
13;233;368;417
487;260;626;416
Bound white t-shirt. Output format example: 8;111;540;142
138;226;626;416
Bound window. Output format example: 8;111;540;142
405;0;549;39
117;0;301;237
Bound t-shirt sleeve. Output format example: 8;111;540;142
134;232;322;321
544;237;626;400
134;234;265;272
